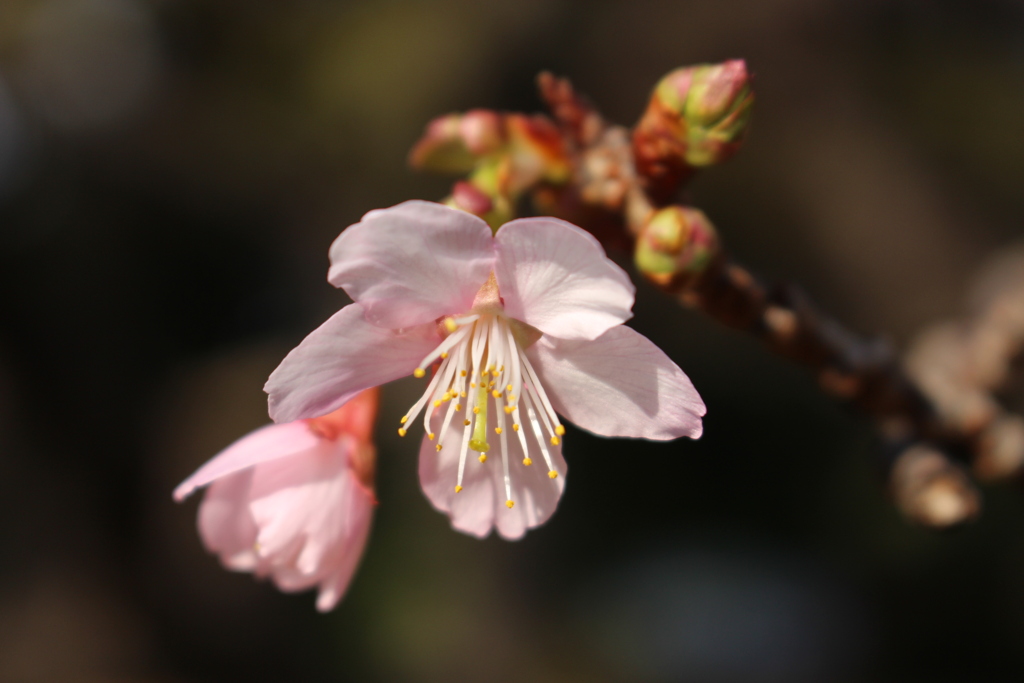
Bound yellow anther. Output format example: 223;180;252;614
460;370;467;377
460;391;467;398
548;471;558;479
428;432;435;440
488;382;495;388
507;394;516;402
470;382;476;388
473;406;480;414
455;403;462;411
482;370;489;377
500;365;504;372
443;317;457;333
455;485;463;493
550;436;560;446
495;427;503;435
506;384;513;392
504;405;514;414
413;368;426;378
512;423;520;432
506;500;515;509
555;425;566;436
491;370;500;377
440;351;448;359
442;392;452;401
436;444;443;452
464;419;471;426
433;400;442;408
478;454;487;463
400;416;408;424
491;389;501;398
397;428;407;437
523;457;532;466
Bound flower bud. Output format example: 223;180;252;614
504;114;571;193
409;109;505;173
442;173;513;231
634;60;753;179
634;205;720;287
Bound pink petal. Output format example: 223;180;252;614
244;441;374;609
528;325;705;440
247;440;353;565
418;409;567;541
328;201;496;329
173;421;320;502
494;217;635;341
313;492;374;612
265;303;440;423
197;470;260;572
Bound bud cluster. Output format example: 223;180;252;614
410;110;571;230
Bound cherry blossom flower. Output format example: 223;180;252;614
266;201;705;539
174;389;379;612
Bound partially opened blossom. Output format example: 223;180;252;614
266;201;705;540
174;389;379;612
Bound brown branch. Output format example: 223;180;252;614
536;71;988;527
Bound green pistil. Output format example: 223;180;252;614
469;382;490;453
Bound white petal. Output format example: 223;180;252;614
494;217;635;341
266;303;440;423
328;201;496;329
529;325;705;440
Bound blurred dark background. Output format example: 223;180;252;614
1;0;1024;681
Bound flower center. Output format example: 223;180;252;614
397;312;564;508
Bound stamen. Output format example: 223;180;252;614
506;500;515;509
401;310;566;499
413;368;425;378
523;393;557;476
456;410;473;489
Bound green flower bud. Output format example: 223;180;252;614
636;60;754;171
409;109;505;174
634;205;720;287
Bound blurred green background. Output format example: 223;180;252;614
1;0;1024;681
